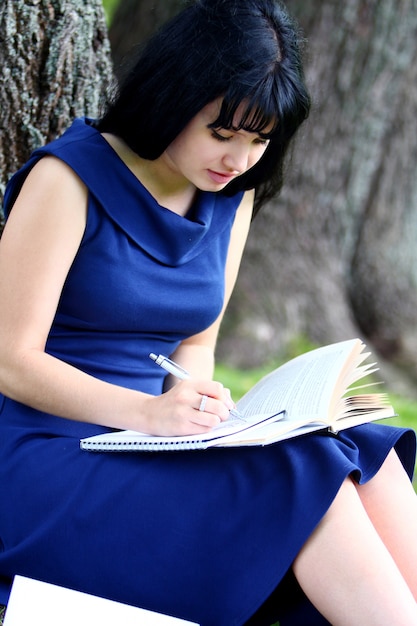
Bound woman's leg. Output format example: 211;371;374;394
292;455;417;626
355;449;417;598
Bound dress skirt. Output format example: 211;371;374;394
0;396;415;626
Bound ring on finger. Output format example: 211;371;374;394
199;394;208;412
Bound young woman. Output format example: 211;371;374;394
0;1;416;624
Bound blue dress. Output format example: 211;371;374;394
0;119;415;626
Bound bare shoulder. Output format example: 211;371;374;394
18;155;87;203
6;155;88;234
224;189;254;275
240;188;255;208
231;189;254;236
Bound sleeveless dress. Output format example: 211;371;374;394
0;118;415;626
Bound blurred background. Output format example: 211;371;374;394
0;0;416;478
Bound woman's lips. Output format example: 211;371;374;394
207;170;237;184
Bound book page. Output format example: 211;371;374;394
236;340;359;423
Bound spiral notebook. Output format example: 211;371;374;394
80;409;286;452
80;339;394;452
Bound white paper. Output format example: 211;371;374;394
4;576;198;626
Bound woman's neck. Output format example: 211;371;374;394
101;133;197;216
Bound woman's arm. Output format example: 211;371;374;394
0;157;233;435
165;189;254;385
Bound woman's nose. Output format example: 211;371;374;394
222;146;250;174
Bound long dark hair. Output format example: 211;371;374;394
97;0;310;215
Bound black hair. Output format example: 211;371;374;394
97;0;310;215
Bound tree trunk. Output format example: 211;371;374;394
109;0;185;70
217;0;417;397
0;0;114;229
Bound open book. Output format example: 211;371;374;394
80;338;395;452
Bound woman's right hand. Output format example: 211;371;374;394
139;379;235;436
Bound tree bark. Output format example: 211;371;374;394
0;0;114;228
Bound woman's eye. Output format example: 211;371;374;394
210;129;232;142
210;128;269;146
254;137;269;147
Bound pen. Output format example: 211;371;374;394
149;352;246;421
149;353;190;380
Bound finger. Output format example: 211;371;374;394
196;381;235;411
195;394;230;421
191;411;221;429
222;387;235;409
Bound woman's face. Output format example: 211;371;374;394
161;98;271;191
